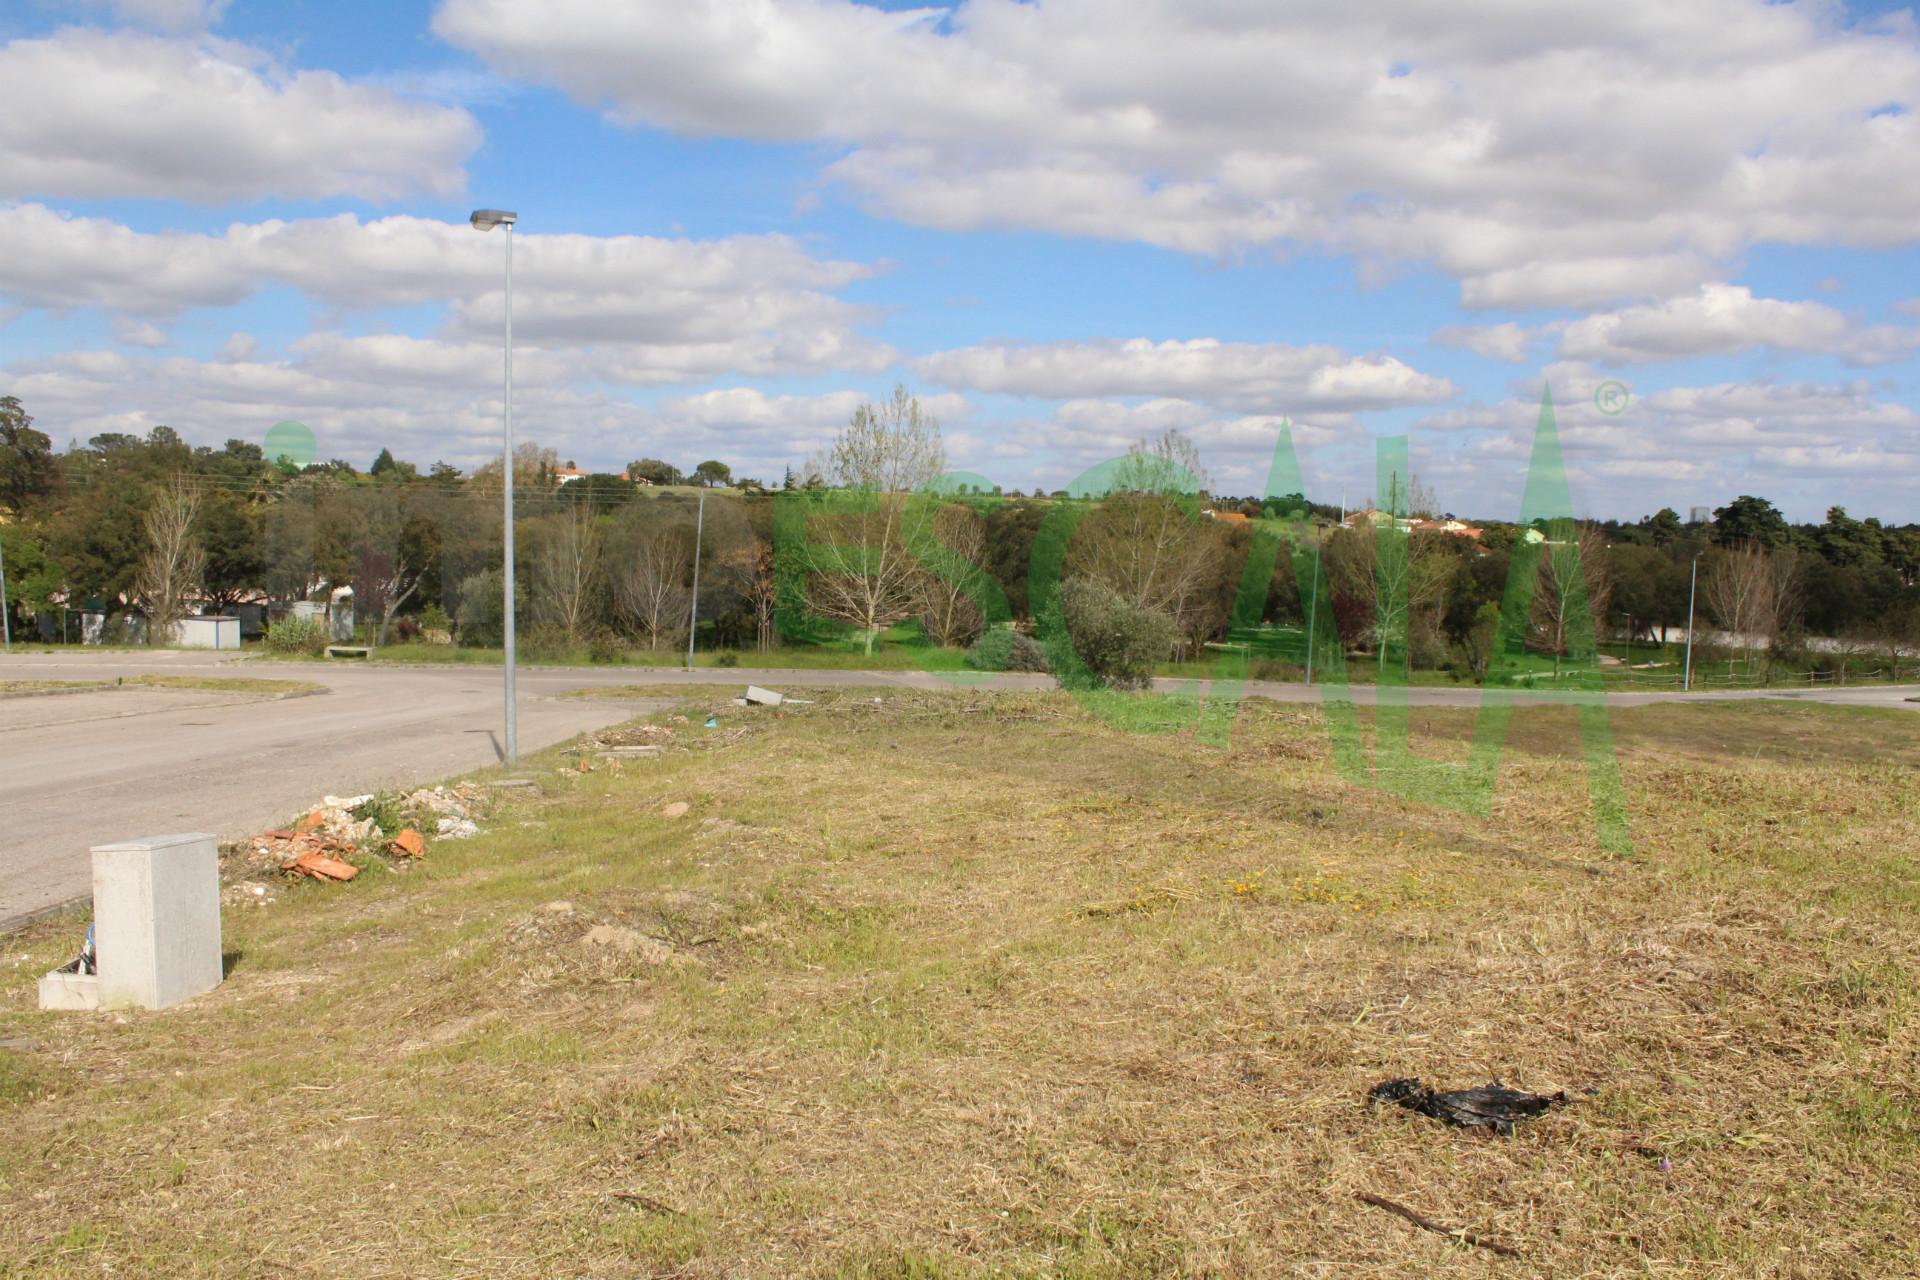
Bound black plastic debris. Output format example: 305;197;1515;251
1368;1078;1567;1135
55;923;97;978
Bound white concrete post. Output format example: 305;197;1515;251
90;833;223;1010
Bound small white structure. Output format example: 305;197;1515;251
173;616;241;649
38;833;224;1012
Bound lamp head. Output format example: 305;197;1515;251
469;209;518;231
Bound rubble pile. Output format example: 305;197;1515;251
403;783;487;840
225;784;493;892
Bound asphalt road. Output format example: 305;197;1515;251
5;650;1916;931
0;652;672;930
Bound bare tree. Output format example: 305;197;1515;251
1530;522;1612;678
612;515;692;650
801;385;946;653
136;474;206;644
1704;541;1801;675
532;503;603;643
1324;491;1455;673
1067;429;1224;657
916;502;990;647
351;486;425;648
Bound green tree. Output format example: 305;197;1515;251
627;458;682;486
1643;506;1683;548
0;396;58;513
1712;495;1788;548
693;459;733;488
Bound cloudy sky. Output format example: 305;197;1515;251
4;0;1920;520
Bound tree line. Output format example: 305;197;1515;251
2;391;1916;679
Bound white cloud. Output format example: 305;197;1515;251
915;337;1454;413
111;317;169;348
4;340;920;481
0;29;478;201
0;205;893;382
437;0;1920;307
1414;367;1920;518
1433;322;1533;363
1558;284;1920;366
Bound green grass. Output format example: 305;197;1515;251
4;689;1918;1275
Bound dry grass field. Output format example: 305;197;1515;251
2;687;1917;1277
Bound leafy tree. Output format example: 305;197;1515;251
692;459;732;488
198;489;265;611
0;396;58;513
1712;495;1788;548
627;458;682;486
1643;506;1683;548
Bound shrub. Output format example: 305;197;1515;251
419;603;451;638
1044;577;1175;690
714;650;741;668
263;615;327;655
586;628;624;664
457;571;507;647
964;626;1051;674
521;624;574;663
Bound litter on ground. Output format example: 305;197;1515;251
1367;1078;1570;1135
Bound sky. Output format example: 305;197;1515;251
3;0;1920;522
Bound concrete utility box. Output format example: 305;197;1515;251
39;834;223;1012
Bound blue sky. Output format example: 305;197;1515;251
4;0;1920;521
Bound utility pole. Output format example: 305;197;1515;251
1683;553;1699;692
1304;535;1321;684
0;532;11;652
685;491;706;671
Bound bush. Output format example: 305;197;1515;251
419;603;451;639
714;650;741;668
263;615;326;655
586;628;624;664
456;570;512;647
964;626;1051;674
1044;577;1175;690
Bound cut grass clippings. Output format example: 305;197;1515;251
2;689;1917;1276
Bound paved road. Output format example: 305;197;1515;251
5;651;1915;930
0;651;671;930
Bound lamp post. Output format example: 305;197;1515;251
0;532;12;652
1683;552;1699;693
470;208;519;761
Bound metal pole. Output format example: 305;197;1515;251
1304;536;1320;684
0;532;11;652
502;223;517;762
1683;554;1698;692
685;491;705;671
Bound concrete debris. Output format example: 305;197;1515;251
743;685;784;707
233;783;490;887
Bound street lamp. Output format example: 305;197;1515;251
470;208;518;761
1683;552;1700;693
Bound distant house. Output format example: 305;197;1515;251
1202;508;1250;525
1345;510;1485;541
555;465;590;485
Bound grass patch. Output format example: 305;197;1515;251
2;690;1917;1275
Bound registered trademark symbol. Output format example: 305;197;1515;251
1594;381;1629;415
